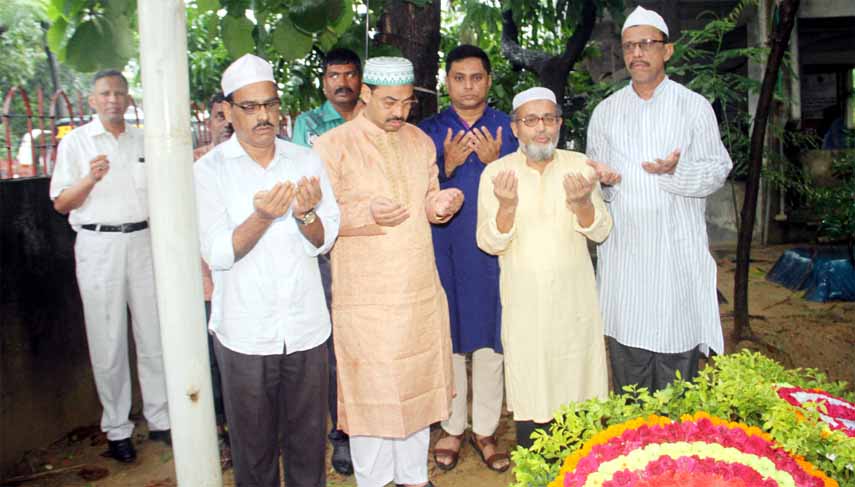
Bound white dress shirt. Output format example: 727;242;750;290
49;118;148;229
588;78;732;355
194;136;341;356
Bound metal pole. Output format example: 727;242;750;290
137;1;222;485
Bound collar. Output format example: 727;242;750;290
445;105;494;130
630;76;671;101
321;101;346;123
354;111;390;137
221;134;286;166
85;117;127;137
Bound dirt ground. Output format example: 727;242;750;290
4;245;854;487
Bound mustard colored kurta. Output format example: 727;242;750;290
313;113;453;438
476;149;612;423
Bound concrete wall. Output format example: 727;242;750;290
0;177;100;477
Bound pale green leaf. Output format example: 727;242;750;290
328;0;353;36
65;20;105;72
221;14;255;59
46;17;68;53
317;29;337;52
271;17;312;61
196;0;220;13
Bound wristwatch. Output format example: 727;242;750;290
295;209;317;225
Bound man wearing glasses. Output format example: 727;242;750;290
313;57;463;487
587;7;732;394
476;86;613;450
194;54;341;487
291;47;363;477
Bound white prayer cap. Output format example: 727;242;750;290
622;6;669;37
221;54;275;96
512;87;557;111
363;57;414;86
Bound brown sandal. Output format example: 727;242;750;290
432;432;464;471
469;434;510;473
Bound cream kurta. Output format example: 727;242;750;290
313;113;453;438
476;149;612;422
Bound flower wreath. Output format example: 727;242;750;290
777;386;855;437
549;412;838;487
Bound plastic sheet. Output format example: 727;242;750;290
766;247;855;302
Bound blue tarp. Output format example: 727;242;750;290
766;247;855;302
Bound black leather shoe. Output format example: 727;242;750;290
396;482;435;487
108;438;137;463
148;429;172;446
331;439;353;476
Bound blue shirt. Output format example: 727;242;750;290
419;106;518;353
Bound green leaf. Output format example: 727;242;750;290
46;17;68;52
196;0;220;12
317;29;338;52
65;20;107;72
222;14;255;59
109;15;134;60
328;0;353;36
105;0;131;16
271;17;313;61
289;0;327;34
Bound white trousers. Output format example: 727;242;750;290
349;427;429;487
74;228;169;440
442;348;504;436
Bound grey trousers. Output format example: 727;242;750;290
606;337;701;394
214;337;328;487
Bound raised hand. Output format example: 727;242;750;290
253;181;296;220
469;126;503;164
492;170;518;208
370;196;410;227
563;172;595;207
434;188;464;218
642;149;680;175
586;159;621;185
293;176;322;218
443;128;473;176
88;154;110;182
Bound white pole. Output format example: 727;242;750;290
137;1;222;485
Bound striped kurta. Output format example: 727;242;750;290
587;78;732;356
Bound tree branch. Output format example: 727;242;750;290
501;9;549;73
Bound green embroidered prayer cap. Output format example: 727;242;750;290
362;57;415;86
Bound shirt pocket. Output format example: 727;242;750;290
132;158;148;191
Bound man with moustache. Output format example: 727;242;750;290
194;54;340;487
50;69;170;463
291;47;362;475
418;44;517;473
312;57;463;487
587;6;732;394
477;87;613;449
292;48;362;147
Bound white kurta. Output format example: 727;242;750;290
587;78;732;356
476;149;612;423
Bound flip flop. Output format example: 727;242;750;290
469;434;510;473
432;432;464;471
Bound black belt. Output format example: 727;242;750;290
81;221;149;233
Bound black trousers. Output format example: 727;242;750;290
514;420;554;450
606;337;701;394
215;337;328;487
204;301;226;426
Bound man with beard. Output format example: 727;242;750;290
476;87;613;449
417;44;517;473
292;48;362;147
50;69;170;462
587;6;732;394
312;57;463;487
194;54;340;487
291;47;362;476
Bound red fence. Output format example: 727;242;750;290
1;86;208;180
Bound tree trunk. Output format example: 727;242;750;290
733;0;800;341
376;0;441;123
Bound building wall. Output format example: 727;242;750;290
0;178;100;477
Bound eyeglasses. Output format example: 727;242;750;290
230;98;281;115
514;113;562;127
621;39;666;53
